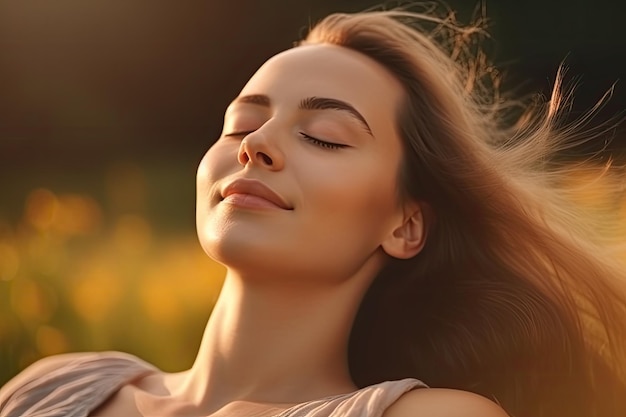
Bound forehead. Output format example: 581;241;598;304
238;44;403;130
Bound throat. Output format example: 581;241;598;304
179;275;363;412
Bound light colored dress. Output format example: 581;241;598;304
0;352;427;417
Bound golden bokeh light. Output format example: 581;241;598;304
0;243;20;281
112;214;152;257
137;240;225;325
70;262;123;324
35;325;69;357
138;273;184;326
24;188;59;231
10;278;57;324
54;194;103;236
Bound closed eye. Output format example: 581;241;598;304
224;131;254;138
224;131;348;150
300;132;348;150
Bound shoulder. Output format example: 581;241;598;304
383;388;509;417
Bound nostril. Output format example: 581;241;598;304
258;152;273;165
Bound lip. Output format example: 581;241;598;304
221;179;293;210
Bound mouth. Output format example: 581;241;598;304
221;178;293;211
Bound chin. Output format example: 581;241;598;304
198;222;272;267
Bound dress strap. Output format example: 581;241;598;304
277;378;427;417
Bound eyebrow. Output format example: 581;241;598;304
231;94;373;136
233;94;271;107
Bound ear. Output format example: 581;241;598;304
381;201;427;259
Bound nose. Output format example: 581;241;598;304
237;130;285;171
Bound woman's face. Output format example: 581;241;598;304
196;43;407;284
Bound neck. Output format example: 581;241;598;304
175;266;379;413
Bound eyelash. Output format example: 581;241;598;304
224;131;347;150
224;131;251;138
299;132;347;150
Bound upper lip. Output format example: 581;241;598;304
221;178;293;210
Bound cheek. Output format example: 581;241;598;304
311;150;400;213
301;158;401;243
288;167;399;280
195;153;216;213
196;152;211;192
197;142;237;194
195;144;238;264
196;142;237;232
199;141;230;174
344;183;397;231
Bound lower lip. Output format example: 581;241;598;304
221;193;287;210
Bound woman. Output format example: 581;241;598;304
1;6;625;417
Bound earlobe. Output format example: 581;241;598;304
381;202;427;259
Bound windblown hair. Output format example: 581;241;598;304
301;4;626;417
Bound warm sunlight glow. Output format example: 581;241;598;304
2;161;622;386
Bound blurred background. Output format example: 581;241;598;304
0;0;625;385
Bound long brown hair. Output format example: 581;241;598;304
301;5;626;417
